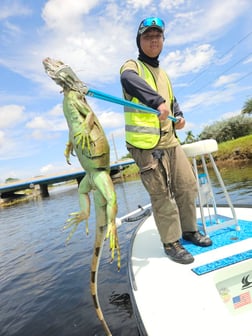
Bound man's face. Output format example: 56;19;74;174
140;28;164;58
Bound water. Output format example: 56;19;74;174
0;167;252;336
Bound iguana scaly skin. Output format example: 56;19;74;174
43;57;120;336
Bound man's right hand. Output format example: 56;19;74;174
157;102;172;121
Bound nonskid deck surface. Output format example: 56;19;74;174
130;208;252;336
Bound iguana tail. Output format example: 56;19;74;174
90;227;112;336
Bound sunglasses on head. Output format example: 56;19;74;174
140;17;165;30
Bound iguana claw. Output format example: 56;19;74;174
63;211;89;243
106;221;121;270
74;132;91;153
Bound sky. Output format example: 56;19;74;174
0;0;252;182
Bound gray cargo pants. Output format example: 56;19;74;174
128;145;198;244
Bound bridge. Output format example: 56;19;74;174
0;159;135;198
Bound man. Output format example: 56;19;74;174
120;17;212;264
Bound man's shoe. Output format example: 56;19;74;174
163;241;194;264
182;231;212;247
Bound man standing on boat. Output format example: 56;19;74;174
120;17;212;264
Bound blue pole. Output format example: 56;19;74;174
86;88;178;123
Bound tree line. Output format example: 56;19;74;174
183;97;252;144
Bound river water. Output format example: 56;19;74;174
0;165;252;336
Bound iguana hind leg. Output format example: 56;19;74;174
63;175;91;242
92;171;120;270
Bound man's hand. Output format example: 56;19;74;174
175;117;185;129
157;102;171;121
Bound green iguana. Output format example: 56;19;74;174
43;57;120;336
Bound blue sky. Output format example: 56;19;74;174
0;0;251;182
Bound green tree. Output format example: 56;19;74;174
184;131;196;143
199;115;252;143
241;97;252;115
5;177;19;183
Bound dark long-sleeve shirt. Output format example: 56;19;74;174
120;69;184;119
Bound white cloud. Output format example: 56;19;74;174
26;114;67;132
98;111;124;128
1;0;251;91
221;110;241;120
25;103;67;135
0;130;4;148
40;163;55;175
39;162;81;175
213;73;241;87
166;0;251;45
0;1;31;20
0;105;26;128
244;56;252;64
162;44;215;79
48;103;63;116
1;1;138;89
160;0;186;11
0;132;36;161
2;20;21;36
182;81;251;113
126;0;152;9
41;0;99;31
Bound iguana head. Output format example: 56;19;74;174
42;57;88;94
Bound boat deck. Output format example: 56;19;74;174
129;208;252;336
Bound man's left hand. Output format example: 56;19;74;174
175;117;185;129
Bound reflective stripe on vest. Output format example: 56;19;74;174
123;60;174;149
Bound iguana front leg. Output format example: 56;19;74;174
74;106;95;154
64;141;74;165
74;121;92;153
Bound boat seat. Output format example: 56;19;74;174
182;139;239;235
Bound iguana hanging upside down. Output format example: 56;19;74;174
43;57;120;336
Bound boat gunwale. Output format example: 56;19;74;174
126;207;152;336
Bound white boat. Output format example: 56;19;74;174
126;206;252;336
123;140;252;336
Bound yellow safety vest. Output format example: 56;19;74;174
122;60;174;149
